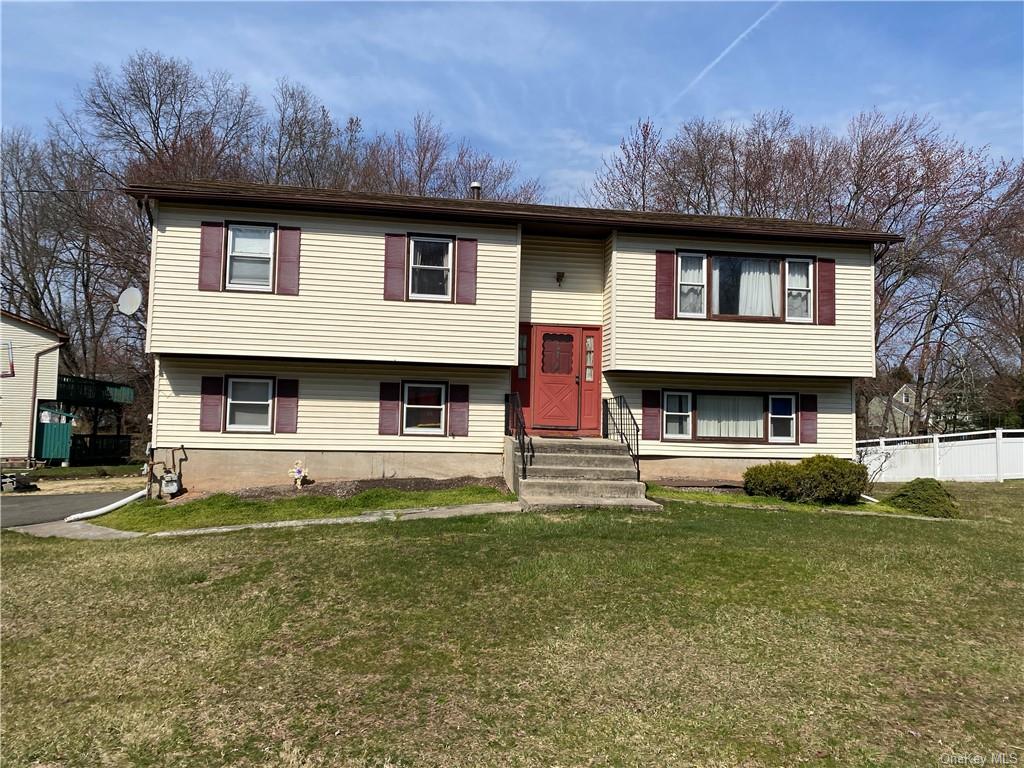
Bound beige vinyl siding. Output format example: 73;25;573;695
611;235;876;377
155;356;508;454
0;316;61;459
149;205;520;366
602;233;615;366
520;235;604;326
603;372;855;459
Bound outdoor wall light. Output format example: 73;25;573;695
556;271;566;286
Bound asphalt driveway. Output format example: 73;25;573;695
1;491;138;528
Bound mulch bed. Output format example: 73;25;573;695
232;475;511;502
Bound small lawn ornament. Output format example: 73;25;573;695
289;461;308;490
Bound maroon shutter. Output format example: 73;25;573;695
817;259;836;325
378;382;401;435
198;222;225;291
642;390;662;440
384;234;407;301
655;250;675;319
275;378;299;433
800;394;818;444
455;239;478;304
276;226;301;295
448;384;469;436
199;376;223;431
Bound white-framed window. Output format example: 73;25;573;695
226;224;275;291
408;237;452;300
901;390;911;404
676;252;707;318
663;391;692;439
768;394;797;443
226;377;273;432
1;341;13;377
785;259;813;322
403;382;446;434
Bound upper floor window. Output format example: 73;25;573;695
901;390;911;404
226;225;275;291
713;255;782;319
786;259;813;322
676;253;707;318
409;237;452;300
225;377;273;432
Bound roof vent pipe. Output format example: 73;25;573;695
469;181;482;200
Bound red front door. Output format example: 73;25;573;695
531;325;581;429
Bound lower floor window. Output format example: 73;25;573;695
696;393;764;440
403;382;446;434
226;377;273;431
768;394;797;443
663;391;692;439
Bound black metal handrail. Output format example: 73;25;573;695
505;392;533;479
603;395;641;481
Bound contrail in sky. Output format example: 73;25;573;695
661;1;783;115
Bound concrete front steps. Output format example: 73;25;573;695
514;437;663;512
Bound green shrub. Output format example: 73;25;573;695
743;455;868;505
885;478;959;518
791;454;868;505
743;462;799;499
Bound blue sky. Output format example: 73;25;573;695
3;1;1021;201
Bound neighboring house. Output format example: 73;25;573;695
127;180;901;495
867;384;936;437
0;310;66;467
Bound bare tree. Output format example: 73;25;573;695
588;118;662;210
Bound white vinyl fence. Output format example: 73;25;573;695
857;429;1024;483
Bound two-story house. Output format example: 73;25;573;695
127;180;901;503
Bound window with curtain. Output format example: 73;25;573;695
695;394;764;439
712;256;781;318
676;252;706;317
786;260;813;321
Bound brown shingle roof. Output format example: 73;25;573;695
125;179;904;245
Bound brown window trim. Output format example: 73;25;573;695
399;379;450;436
223;220;279;294
407;233;457;304
659;388;801;445
223;374;277;434
674;250;818;324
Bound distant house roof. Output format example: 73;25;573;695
1;310;67;340
125;180;905;246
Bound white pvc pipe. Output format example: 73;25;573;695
64;489;147;522
860;493;880;504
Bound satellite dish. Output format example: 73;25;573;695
116;286;143;316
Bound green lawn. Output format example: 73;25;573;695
99;485;516;533
24;463;144;480
2;482;1021;767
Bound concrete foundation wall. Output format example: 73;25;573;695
640;456;798;485
155;447;503;493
